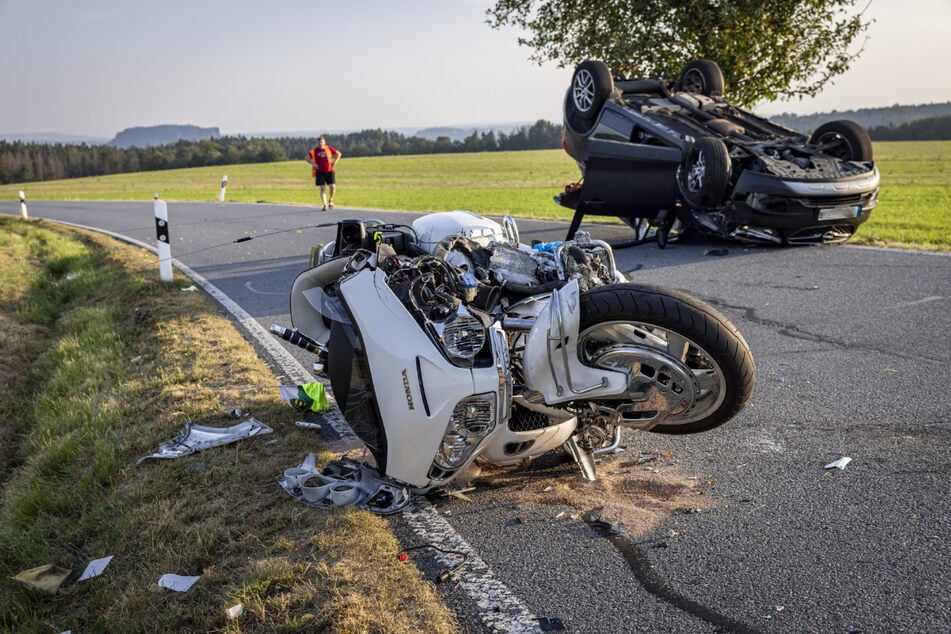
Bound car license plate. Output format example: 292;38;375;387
818;205;861;220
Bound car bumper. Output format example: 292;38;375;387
725;166;879;241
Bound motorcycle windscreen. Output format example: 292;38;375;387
327;319;387;470
302;286;351;324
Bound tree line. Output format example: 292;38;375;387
0;120;563;185
867;115;951;142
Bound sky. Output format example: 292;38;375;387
1;0;949;139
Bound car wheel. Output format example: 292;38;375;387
570;60;613;121
679;60;725;97
808;120;873;162
679;137;731;208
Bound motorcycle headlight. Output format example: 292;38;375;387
443;312;486;360
433;393;497;470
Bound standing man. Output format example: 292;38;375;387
307;136;342;210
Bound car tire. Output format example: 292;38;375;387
679;60;725;97
679;137;731;208
569;60;614;121
808;120;873;162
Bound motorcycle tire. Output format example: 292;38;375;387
578;283;755;434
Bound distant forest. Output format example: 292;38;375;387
0;121;562;185
3;111;950;185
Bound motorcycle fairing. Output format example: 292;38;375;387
290;256;349;345
522;279;628;405
338;267;507;489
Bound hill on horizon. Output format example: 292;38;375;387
4;102;951;146
763;102;951;134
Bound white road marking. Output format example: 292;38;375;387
244;281;285;295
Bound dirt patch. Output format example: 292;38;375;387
476;452;711;537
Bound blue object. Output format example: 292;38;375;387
533;241;562;253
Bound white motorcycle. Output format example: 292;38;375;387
272;211;754;514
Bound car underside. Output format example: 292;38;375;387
558;59;880;246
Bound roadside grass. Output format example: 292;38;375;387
0;218;458;633
857;141;951;250
0;142;948;249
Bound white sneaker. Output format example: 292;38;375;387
329;202;335;209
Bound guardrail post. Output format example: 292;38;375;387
19;191;28;219
219;175;228;202
153;194;173;282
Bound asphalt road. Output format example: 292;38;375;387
3;200;950;633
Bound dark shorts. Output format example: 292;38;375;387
315;171;336;186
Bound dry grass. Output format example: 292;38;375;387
0;218;458;633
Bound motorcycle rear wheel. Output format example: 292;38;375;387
578;283;754;434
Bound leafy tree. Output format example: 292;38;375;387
486;0;872;106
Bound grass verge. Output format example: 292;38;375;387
0;217;457;633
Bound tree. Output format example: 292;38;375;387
486;0;872;106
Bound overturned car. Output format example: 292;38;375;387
557;59;880;246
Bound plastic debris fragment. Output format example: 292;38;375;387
280;454;411;515
226;604;244;620
158;573;200;592
137;417;273;463
12;564;72;594
78;555;113;581
824;457;852;470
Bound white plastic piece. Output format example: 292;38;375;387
78;555;113;581
824;457;852;470
158;573;200;592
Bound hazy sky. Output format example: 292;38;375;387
1;0;949;138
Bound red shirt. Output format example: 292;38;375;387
309;145;340;174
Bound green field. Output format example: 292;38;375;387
2;142;949;250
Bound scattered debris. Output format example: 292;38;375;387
280;454;411;515
398;543;470;582
444;489;473;502
279;382;329;412
226;604;244;620
11;564;72;594
137;416;273;463
704;248;730;257
824;456;852;470
78;556;113;581
294;421;322;430
66;272;81;281
542;485;554;492
180;285;198;292
158;573;200;592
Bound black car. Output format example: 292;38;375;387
557;59;880;246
